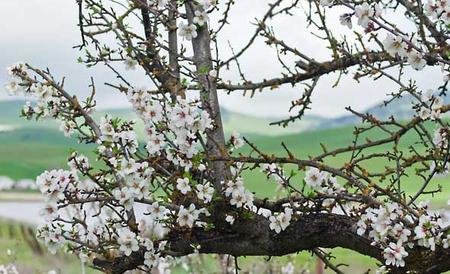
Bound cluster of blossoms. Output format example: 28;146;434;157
68;152;90;173
116;226;171;272
320;2;382;29
112;158;154;210
417;90;444;120
98;115;139;154
176;177;215;203
357;202;449;268
425;0;450;78
164;98;213;158
413;203;450;250
356;203;411;267
115;225;170;272
322;2;429;71
382;34;427;70
34;167;118;257
127;87;213;159
176;203;210;228
36;169;78;221
4;63;93;138
425;0;450;23
34;162;206;270
178;0;217;40
269;207;293;234
304;167;344;196
5;62;28;96
5;64;56;116
223;177;255;209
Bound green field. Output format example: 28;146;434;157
0;219;97;274
1;118;448;206
240;122;450;206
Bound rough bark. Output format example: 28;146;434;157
94;213;450;274
185;2;230;189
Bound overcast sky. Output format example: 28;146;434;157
0;0;444;119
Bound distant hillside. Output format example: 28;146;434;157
220;108;325;136
0;100;59;130
318;93;450;129
0;100;326;137
1;93;449;137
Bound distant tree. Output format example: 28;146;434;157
4;0;450;273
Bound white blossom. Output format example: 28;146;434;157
230;131;244;150
4;79;20;95
355;3;380;27
269;208;293;234
113;187;134;210
383;242;408;267
193;10;208;26
383;35;406;57
176;178;191;194
196;182;214;202
177;204;200;228
407;50;426;70
117;228;140;256
225;215;235;225
144;250;160;268
147;202;168;221
304;167;325;189
179;22;197;40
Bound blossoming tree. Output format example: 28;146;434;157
4;0;450;273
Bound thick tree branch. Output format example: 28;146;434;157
94;213;450;274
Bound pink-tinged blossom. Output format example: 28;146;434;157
383;242;408;267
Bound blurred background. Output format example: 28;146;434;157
0;0;449;273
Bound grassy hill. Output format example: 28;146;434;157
240;123;449;206
0;127;92;180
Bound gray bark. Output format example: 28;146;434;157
185;2;230;189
